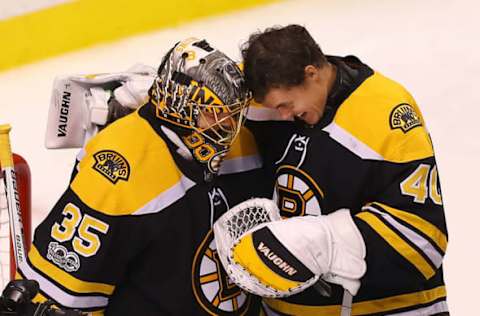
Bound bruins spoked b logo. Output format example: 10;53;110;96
93;150;130;184
274;165;325;218
192;230;252;315
390;103;422;133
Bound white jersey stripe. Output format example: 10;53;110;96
364;205;443;268
219;154;262;175
262;297;448;316
323;122;384;160
133;175;196;216
18;261;109;309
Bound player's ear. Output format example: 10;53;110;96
304;65;319;80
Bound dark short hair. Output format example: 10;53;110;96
241;24;327;102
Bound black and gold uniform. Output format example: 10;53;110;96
246;56;448;315
19;103;271;315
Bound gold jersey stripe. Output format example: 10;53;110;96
356;212;435;279
232;234;301;292
333;72;433;163
29;245;115;295
373;202;447;252
264;286;446;315
353;285;446;314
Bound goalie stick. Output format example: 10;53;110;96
0;124;27;270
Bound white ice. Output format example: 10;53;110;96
0;0;479;314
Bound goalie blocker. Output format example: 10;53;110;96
45;64;155;149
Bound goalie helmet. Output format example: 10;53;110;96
149;38;251;174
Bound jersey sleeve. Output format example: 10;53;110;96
19;113;177;313
18;183;163;313
350;106;448;291
355;159;447;289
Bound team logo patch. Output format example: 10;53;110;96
389;103;422;133
93;150;130;184
192;230;252;315
274;165;324;218
47;242;80;272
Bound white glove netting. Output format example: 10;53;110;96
225;203;277;241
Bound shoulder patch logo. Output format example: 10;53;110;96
93;150;130;184
390;103;422;133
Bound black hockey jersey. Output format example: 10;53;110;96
246;56;448;315
19;103;271;315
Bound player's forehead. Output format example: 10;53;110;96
261;86;299;108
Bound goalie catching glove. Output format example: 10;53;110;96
213;198;367;298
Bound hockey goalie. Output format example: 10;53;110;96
15;38;273;315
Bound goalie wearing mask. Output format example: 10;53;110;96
19;38;271;315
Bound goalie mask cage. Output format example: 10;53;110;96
0;153;32;289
